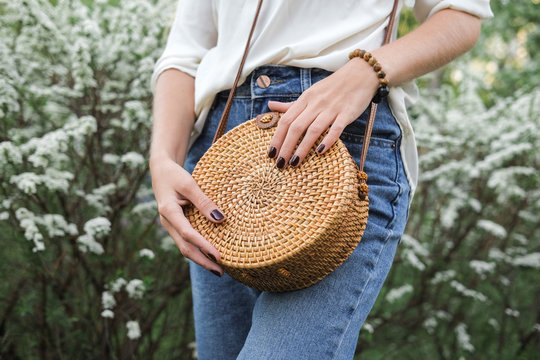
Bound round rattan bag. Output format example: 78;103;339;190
184;112;369;292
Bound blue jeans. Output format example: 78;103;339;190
184;65;411;360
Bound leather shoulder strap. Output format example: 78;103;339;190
212;0;264;144
357;0;400;173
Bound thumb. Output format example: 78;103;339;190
184;181;226;223
268;100;293;113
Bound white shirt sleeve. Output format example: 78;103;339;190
151;0;217;91
413;0;494;23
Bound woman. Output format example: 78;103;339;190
150;1;492;358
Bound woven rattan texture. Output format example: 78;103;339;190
185;117;369;292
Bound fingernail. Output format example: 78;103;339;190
206;253;217;263
289;155;299;167
276;157;286;169
316;144;325;153
268;146;277;158
210;209;224;221
211;270;222;277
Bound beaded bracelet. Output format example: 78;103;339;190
348;49;389;104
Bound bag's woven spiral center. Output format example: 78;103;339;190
242;166;284;208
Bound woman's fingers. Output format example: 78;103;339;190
316;113;353;156
287;112;336;165
267;100;306;160
159;201;221;262
160;214;223;276
176;171;226;223
267;100;293;113
273;108;321;168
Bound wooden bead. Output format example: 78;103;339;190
348;48;390;101
349;49;360;59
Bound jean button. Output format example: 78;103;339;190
256;75;271;88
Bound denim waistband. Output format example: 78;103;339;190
212;64;400;143
224;65;333;99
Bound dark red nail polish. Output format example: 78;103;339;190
316;144;325;153
276;157;286;169
206;253;217;263
211;270;222;277
268;146;277;158
289;155;299;167
210;209;224;221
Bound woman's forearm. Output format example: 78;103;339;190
372;8;482;86
151;69;196;167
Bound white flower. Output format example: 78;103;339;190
139;248;155;260
505;308;520;317
362;323;374;334
10;170;74;194
477;219;507;239
101;309;114;319
41;214;78;237
160;236;176;251
15;208;45;252
77;234;105;255
132;200;157;217
0;141;23;165
126;321;141;340
10;172;41;194
83;217;111;238
41;169;74;192
385;284;413;303
512;252;540;268
488;319;499;330
469;260;495;279
188;341;198;359
401;234;429;257
126;279;145;299
101;291;116;310
403;249;426;271
77;216;110;253
121;151;145;169
455;323;474;352
450;280;487;302
423;317;438;334
111;277;127;293
431;270;456;284
102;153;120;164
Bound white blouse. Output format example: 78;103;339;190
151;0;493;198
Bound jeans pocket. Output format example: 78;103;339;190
340;135;402;230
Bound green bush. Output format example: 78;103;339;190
0;1;196;358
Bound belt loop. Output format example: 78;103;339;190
250;68;257;100
300;68;311;93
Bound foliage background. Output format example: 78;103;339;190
0;0;538;359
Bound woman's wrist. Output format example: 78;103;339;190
348;49;390;103
347;57;380;94
149;144;188;168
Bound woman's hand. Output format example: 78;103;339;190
150;156;226;276
267;58;379;168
